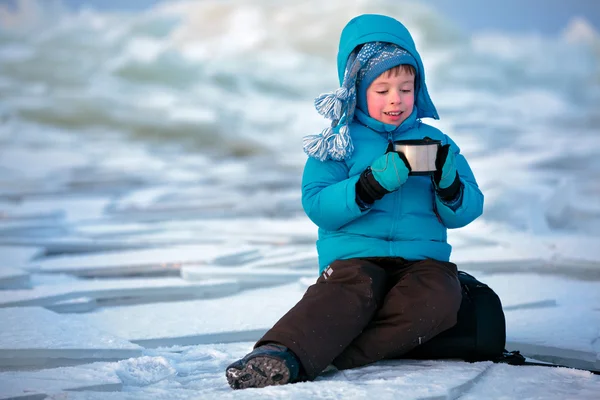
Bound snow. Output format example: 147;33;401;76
2;237;599;397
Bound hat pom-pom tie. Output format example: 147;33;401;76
314;87;348;121
303;127;335;162
328;125;353;161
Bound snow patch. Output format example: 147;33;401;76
116;356;177;387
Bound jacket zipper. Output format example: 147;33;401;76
387;133;398;248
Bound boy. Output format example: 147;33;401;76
225;13;483;390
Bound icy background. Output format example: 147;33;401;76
0;0;599;398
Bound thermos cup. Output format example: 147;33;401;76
393;138;441;175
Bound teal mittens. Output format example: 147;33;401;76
433;144;460;200
356;152;411;209
371;152;410;191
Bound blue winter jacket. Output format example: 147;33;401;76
301;14;484;273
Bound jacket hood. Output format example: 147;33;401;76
337;14;439;120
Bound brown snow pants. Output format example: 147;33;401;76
255;257;462;380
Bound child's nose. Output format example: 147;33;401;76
390;90;402;104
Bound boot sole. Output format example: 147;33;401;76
226;356;291;389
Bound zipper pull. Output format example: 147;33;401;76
386;140;394;153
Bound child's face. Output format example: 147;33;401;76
366;68;415;126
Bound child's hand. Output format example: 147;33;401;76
371;152;411;192
355;152;411;208
433;144;457;190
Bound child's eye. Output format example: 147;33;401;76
376;91;388;94
401;89;412;93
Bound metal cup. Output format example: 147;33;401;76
393;139;441;175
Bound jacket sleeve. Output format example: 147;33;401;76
301;156;370;231
435;136;484;228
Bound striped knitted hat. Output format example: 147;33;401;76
303;42;417;162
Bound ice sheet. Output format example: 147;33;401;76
0;267;30;289
10;343;598;400
77;282;309;344
0;277;239;308
0;0;599;398
0;308;142;368
0;362;121;400
26;245;261;277
0;246;43;267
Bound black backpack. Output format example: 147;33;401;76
403;271;506;362
402;272;599;374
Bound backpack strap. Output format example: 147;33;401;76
494;350;600;375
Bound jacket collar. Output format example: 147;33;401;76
354;107;418;136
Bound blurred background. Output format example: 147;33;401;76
0;0;599;239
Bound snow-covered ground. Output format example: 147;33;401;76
0;153;598;398
1;0;599;398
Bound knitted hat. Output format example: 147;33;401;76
356;46;417;115
303;42;418;162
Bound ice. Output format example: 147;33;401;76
0;362;121;400
0;147;89;181
460;363;600;400
451;221;600;278
506;307;600;371
0;0;599;398
0;195;113;224
12;344;599;400
181;265;314;285
98;215;317;246
0;237;155;257
0;246;43;267
0;267;30;289
0;308;142;368
0;277;240;308
26;245;261;277
0;246;40;289
481;273;600;309
46;297;97;314
115;356;177;387
181;247;317;282
76;282;309;346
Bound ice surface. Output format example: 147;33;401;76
0;362;121;400
115;356;177;387
77;282;309;344
9;343;599;400
181;247;318;282
0;277;239;308
481;273;600;309
0;267;30;289
505;307;600;371
46;297;97;314
0;237;160;256
0;246;43;267
460;363;600;400
26;245;260;277
0;308;142;368
0;0;599;398
181;265;314;285
0;195;113;224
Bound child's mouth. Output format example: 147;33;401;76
384;111;403;117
